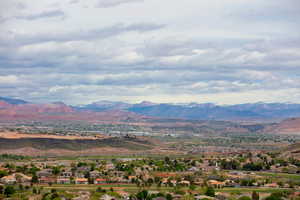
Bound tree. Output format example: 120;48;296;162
33;187;37;194
205;186;215;197
4;185;15;197
0;185;3;194
52;166;60;175
31;174;39;184
0;170;8;178
136;190;150;200
166;193;173;200
252;191;259;200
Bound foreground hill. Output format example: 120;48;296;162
0;132;162;156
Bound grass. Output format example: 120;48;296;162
257;172;300;181
216;187;293;194
42;184;296;195
42;184;176;193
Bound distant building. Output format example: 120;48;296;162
0;175;16;185
94;178;107;184
75;178;88;184
57;177;71;184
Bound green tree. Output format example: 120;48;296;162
0;185;3;194
52;166;60;175
252;191;259;200
136;190;150;200
205;186;215;197
31;174;39;184
0;170;8;178
166;193;173;200
4;185;15;197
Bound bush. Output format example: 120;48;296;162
4;185;15;197
205;186;215;197
252;191;259;200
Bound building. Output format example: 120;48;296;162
0;175;16;185
57;177;71;184
207;180;225;188
90;170;100;179
39;177;56;184
94;178;107;184
60;171;72;178
37;169;53;178
75;178;88;184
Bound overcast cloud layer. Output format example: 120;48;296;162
0;0;299;105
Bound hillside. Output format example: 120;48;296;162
0;99;150;123
263;118;300;134
0;132;159;156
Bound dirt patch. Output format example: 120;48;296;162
0;131;108;140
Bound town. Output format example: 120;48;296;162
1;151;300;200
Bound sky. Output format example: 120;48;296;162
0;0;299;105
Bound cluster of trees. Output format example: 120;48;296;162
0;154;29;161
0;185;15;197
130;190;173;200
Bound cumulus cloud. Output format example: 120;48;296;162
0;0;299;104
95;0;144;8
15;9;66;21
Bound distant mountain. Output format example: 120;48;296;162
76;100;131;112
1;96;300;121
0;97;150;122
0;97;28;105
77;101;300;121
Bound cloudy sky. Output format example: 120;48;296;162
0;0;299;105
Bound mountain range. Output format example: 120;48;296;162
1;97;300;121
0;97;300;135
77;100;300;121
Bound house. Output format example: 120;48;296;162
117;191;129;199
75;178;88;184
194;195;214;200
128;176;136;181
57;177;71;184
77;166;90;172
39;177;56;184
194;178;204;186
37;169;53;178
14;173;32;184
207;180;225;188
162;179;177;186
100;194;116;200
265;183;279;188
0;167;8;171
75;172;85;178
94;178;107;184
188;167;199;172
90;170;100;178
60;171;72;178
179;180;190;186
0;175;16;184
105;163;115;170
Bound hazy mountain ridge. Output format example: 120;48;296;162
2;97;300;121
77;100;300;121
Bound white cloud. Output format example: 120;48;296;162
0;75;19;84
0;0;299;104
